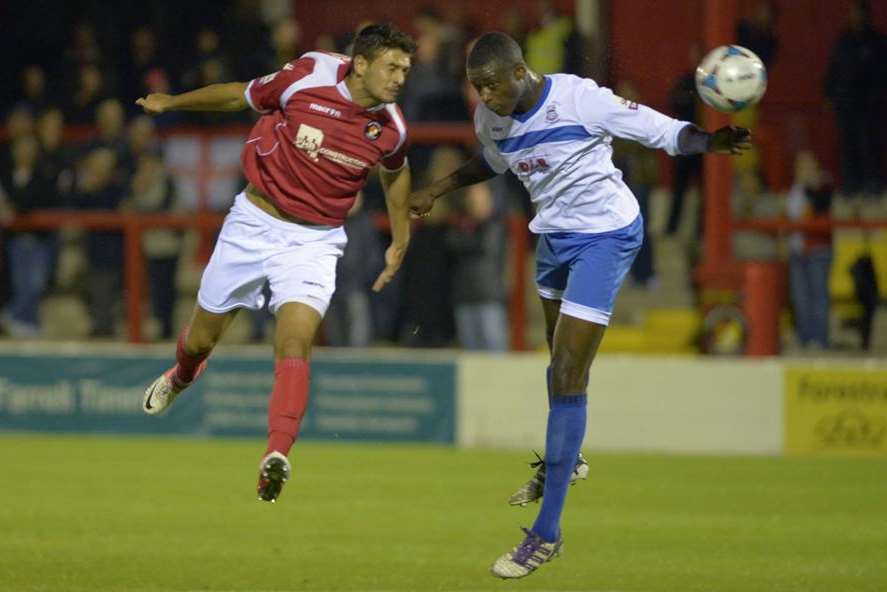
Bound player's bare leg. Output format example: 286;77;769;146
493;313;604;578
257;301;322;503
508;297;588;506
143;305;239;415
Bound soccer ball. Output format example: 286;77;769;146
695;45;767;113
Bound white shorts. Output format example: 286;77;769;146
197;192;347;317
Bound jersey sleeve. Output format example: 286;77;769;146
244;57;315;113
380;104;409;171
474;107;510;175
574;78;691;156
380;136;409;171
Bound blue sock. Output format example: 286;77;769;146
532;393;587;542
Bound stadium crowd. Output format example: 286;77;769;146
1;0;885;352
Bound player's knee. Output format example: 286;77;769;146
550;351;588;394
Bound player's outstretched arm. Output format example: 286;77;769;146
678;124;752;156
409;154;497;219
135;82;249;115
373;165;412;292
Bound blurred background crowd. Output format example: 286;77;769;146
0;0;885;354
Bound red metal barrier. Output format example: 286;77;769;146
5;118;529;346
7;211;224;343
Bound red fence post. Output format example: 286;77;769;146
507;215;528;351
124;217;145;343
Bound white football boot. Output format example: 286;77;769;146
142;361;206;416
490;527;563;579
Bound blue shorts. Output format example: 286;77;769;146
535;216;643;326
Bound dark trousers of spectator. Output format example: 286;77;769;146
789;247;832;348
835;103;882;195
666;154;702;235
88;267;121;337
147;257;178;340
454;301;507;351
6;234;55;330
325;290;372;347
630;188;655;286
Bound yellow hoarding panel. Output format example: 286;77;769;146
785;368;887;455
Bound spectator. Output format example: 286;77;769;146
324;193;384;347
62;22;103;80
824;0;887;197
613;82;658;289
122;28;172;111
88;99;128;161
736;2;779;67
66;65;108;124
18;65;49;114
446;168;508;351
270;19;302;68
72;148;125;337
0;107;35;175
525;0;582;75
123;152;181;339
665;43;704;236
181;27;227;91
126;115;161;167
399;147;455;347
401;10;463;122
786;151;833;349
36;108;73;191
0;136;59;337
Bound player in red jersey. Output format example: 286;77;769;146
135;25;416;502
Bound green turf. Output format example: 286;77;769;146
0;434;885;592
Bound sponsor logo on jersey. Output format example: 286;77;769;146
294;124;369;170
295;124;324;161
318;147;369;170
309;103;342;118
514;156;550;177
364;121;382;141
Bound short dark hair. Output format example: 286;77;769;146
467;32;523;71
351;24;417;62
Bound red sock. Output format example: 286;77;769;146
265;358;311;456
172;325;210;387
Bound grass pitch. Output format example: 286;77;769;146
0;434;885;592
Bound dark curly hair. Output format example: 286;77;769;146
351;24;417;62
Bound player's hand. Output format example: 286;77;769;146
372;243;407;292
409;188;436;219
135;94;174;115
709;126;752;155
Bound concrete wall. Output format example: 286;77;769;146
458;353;784;454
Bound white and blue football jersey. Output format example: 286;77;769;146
475;73;691;234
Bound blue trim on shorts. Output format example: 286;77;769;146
535;216;644;314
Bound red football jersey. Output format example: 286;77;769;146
242;51;409;226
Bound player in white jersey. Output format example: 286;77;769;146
409;32;751;579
